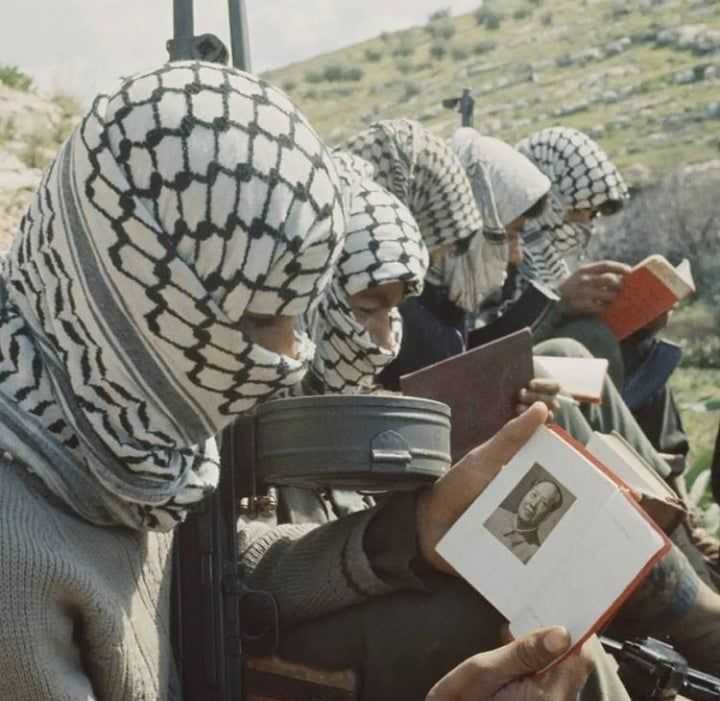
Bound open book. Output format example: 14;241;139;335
600;255;695;341
586;432;685;533
436;425;671;652
400;329;533;462
533;356;608;404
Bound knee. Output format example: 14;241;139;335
534;337;592;359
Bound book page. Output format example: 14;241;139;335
437;426;667;644
586;432;678;500
533;356;608;403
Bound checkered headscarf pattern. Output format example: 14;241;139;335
0;62;345;530
516;127;628;286
343;119;482;250
308;179;428;393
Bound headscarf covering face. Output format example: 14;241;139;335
442;129;551;312
0;62;345;530
516;126;629;286
308;179;429;393
343;119;482;250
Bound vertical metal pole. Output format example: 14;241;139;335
173;0;195;60
227;0;252;71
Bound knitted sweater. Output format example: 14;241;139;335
238;491;430;626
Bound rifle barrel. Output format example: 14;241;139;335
227;0;252;71
172;0;195;60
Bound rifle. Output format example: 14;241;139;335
442;87;475;127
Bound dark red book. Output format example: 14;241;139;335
400;328;533;462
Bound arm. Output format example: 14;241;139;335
242;405;549;625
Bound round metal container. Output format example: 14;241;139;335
255;394;451;490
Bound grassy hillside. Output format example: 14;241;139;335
265;0;720;185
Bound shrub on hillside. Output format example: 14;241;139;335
365;48;383;62
428;8;451;22
403;81;422;100
392;36;416;58
282;79;297;92
541;12;554;26
426;18;456;41
514;7;531;21
396;58;415;75
451;46;470;62
305;70;324;84
473;40;498;54
0;65;33;92
474;5;503;28
430;43;448;60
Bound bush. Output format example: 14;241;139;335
321;64;364;83
540;12;554;26
484;12;503;30
451;46;470;62
430;42;448;60
302;88;319;101
396;58;415;75
513;7;531;20
282;79;297;92
428;8;451;22
426;17;456;40
403;81;422;100
0;117;17;145
365;48;383;62
473;40;497;54
305;70;324;84
0;65;33;92
392;36;416;57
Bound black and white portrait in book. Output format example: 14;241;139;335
484;462;576;564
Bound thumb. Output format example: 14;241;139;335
496;627;571;680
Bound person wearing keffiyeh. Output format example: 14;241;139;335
512;128;690;468
0;60;349;700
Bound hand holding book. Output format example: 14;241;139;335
558;260;631;316
416;404;550;575
426;626;593;701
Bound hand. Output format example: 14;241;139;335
416;404;548;574
558;261;631;316
517;380;561;419
426;627;594;700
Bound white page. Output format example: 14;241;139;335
533;356;608;402
437;426;666;644
586;432;677;499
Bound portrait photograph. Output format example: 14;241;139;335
484;462;577;564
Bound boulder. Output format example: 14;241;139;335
606;37;632;55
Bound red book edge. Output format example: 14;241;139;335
530;425;671;673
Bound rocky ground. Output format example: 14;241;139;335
0;83;77;252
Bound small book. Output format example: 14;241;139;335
436;424;671;653
586;432;686;534
400;329;533;462
600;256;695;341
533;355;608;404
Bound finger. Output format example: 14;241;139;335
585;272;625;291
465;403;548;468
425;627;572;700
579;260;631;276
527;379;561;395
521;392;558;407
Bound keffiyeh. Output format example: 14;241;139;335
441;129;551;312
308;179;428;393
516;126;628;287
343;119;482;250
0;61;345;530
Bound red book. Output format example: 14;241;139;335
600;256;694;341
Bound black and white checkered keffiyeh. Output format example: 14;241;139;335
308;179;428;393
0;61;345;530
343;119;482;250
516;126;628;287
442;129;551;312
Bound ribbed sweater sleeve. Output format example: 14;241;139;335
238;492;429;625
